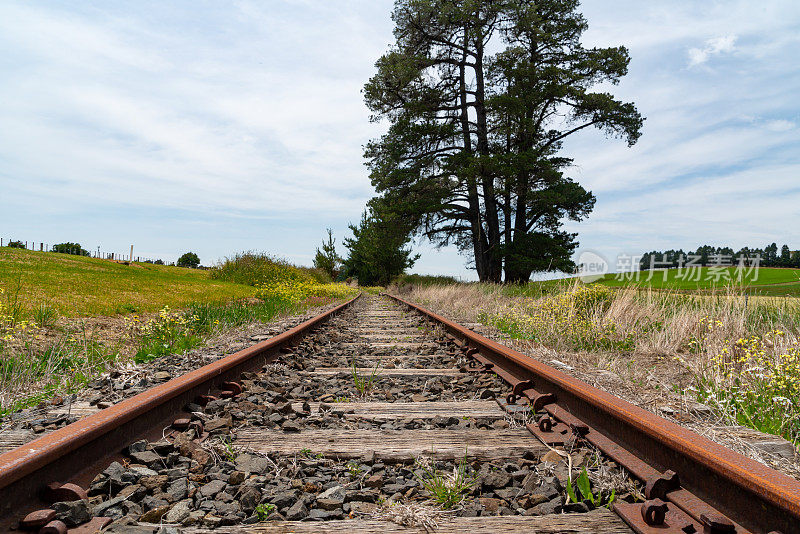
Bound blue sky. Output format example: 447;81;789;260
1;1;798;279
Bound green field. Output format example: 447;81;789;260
0;246;255;317
590;267;800;296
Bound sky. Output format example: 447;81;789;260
1;1;798;279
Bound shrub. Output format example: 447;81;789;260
52;242;90;256
7;240;25;249
299;266;333;284
211;252;308;287
177;252;200;268
254;279;356;305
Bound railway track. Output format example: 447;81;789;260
0;293;798;533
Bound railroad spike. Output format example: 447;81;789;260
172;418;191;430
532;392;556;412
188;420;204;435
194;395;218;406
512;379;535;398
19;509;55;530
538;415;553;433
38;520;67;534
220;381;243;398
41;482;87;504
699;512;736;534
645;469;681;500
640;498;668;526
569;423;589;437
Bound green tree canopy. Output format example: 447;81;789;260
177;252;200;268
364;0;642;282
313;229;343;280
342;202;420;286
52;242;90;256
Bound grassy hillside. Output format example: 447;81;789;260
0;246;255;317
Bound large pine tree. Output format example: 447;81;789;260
365;0;643;282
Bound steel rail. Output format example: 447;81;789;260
0;294;360;525
387;293;800;534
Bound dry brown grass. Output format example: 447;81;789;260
394;280;798;380
391;280;800;472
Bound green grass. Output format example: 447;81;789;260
0;246;255;317
493;268;800;297
394;273;461;287
132;298;295;364
414;455;477;509
593;267;800;291
0;247;353;415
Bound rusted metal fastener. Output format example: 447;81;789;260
468;362;494;373
645;469;681;500
38;520;68;534
532;392;556;412
570;423;589;438
172;418;191;430
699;512;736;534
194;395;218;406
465;347;479;358
641;498;669;526
41;482;87;503
538;416;553;433
188;420;204;435
19;509;56;530
506;379;535;404
221;381;243;395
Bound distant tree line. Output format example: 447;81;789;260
640;243;800;270
2;238;196;267
52;242;90;256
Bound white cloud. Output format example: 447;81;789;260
764;119;796;132
688;34;737;66
0;0;799;276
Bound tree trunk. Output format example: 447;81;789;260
473;36;502;283
457;29;489;282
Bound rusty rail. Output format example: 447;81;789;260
387;293;800;534
0;294;360;525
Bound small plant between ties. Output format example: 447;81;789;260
255;503;276;521
352;359;382;397
566;466;616;508
414;454;477;509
